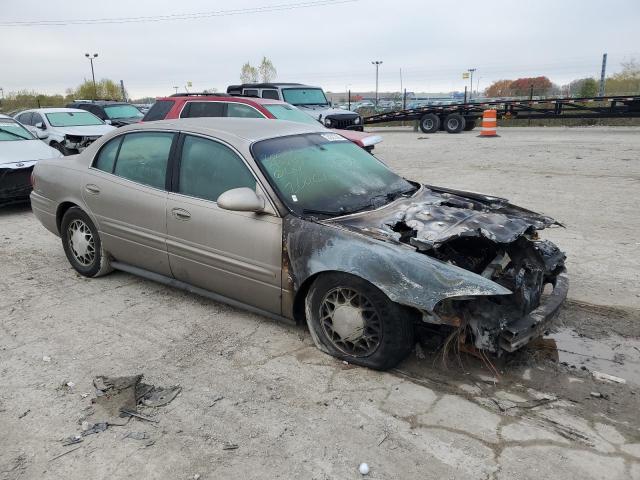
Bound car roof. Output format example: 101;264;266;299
118;117;326;144
157;94;285;106
20;107;94;114
230;83;308;88
70;101;128;105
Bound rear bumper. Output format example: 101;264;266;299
499;270;569;352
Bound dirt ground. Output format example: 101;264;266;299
1;127;639;479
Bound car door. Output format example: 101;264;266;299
83;130;176;276
166;133;282;314
179;101;226;118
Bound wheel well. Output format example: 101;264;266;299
56;202;78;234
291;270;422;326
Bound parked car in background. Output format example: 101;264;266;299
227;83;364;131
142;93;381;151
0;114;62;205
66;100;144;127
13;108;116;155
30;118;567;370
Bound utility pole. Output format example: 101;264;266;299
85;53;98;99
599;53;607;97
372;60;383;108
399;68;403;98
120;80;127;102
468;68;476;100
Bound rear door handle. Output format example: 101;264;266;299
85;184;100;194
172;208;191;220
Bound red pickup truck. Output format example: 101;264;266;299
142;93;382;151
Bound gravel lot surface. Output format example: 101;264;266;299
1;127;639;480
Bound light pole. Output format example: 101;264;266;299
85;53;98;99
468;68;476;100
372;60;383;108
173;86;179;94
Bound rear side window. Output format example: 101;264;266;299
180;102;225;118
113;132;174;189
94;136;122;172
226;103;264;118
261;90;279;100
244;89;259;97
142;100;175;121
178;135;256;202
17;112;33;125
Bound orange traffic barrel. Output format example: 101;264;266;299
478;109;499;137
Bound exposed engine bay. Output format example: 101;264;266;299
330;184;568;353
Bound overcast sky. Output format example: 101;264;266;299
1;0;639;99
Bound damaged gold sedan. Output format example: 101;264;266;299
30;118;567;370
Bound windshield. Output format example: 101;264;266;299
264;104;321;126
46;111;104;127
104;104;144;119
282;88;328;106
253;133;415;216
0;118;35;141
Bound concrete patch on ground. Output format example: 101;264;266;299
497;445;628;480
417;394;502;442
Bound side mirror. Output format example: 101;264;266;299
35;122;46;130
217;187;265;212
105;119;112;125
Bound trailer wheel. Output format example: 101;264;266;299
444;113;466;133
463;119;477;131
419;113;440;134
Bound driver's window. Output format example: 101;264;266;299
178;135;256;203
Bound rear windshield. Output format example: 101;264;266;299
142;100;175;121
104;104;144;120
264;104;320;126
46;111;104;127
282;88;328;106
0;118;35;141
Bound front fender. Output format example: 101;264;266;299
285;216;510;312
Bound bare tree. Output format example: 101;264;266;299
258;56;277;83
240;62;258;83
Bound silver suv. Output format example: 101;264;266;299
226;83;363;131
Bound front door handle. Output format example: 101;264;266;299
172;208;191;220
85;184;100;194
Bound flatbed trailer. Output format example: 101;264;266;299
363;95;640;133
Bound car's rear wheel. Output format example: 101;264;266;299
305;273;415;370
419;113;440;133
61;207;112;277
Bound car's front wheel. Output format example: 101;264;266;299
51;142;77;156
305;273;415;370
61;207;112;277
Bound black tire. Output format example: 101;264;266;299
463;119;477;131
419;113;440;134
443;113;466;133
305;273;415;370
60;207;112;277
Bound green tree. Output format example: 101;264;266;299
71;79;124;101
258;56;277;83
575;78;598;97
240;62;258;83
605;59;640;95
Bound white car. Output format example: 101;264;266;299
0;114;62;205
13;108;116;155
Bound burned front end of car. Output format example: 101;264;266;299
63;134;100;152
325;185;568;354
